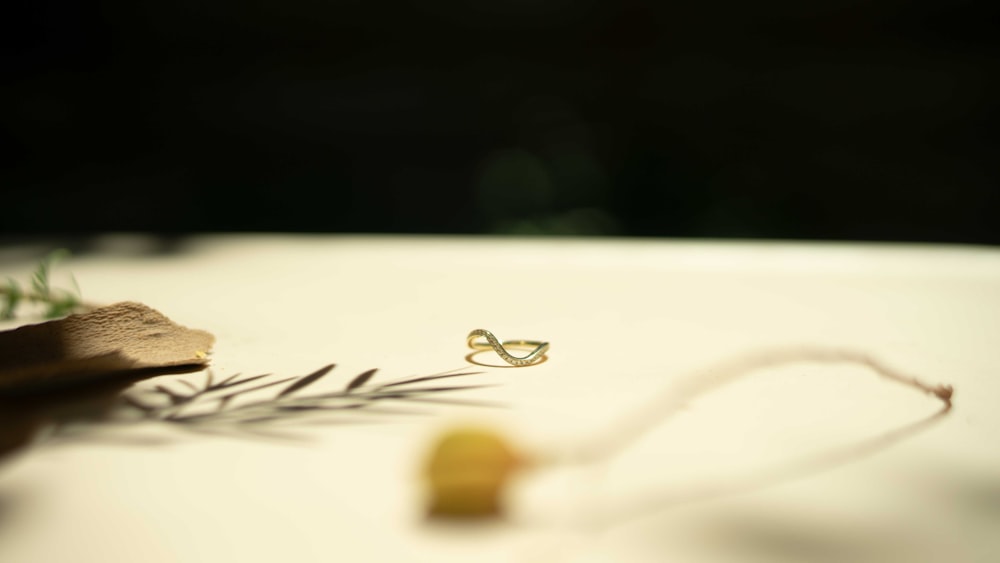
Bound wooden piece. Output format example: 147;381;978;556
0;302;214;393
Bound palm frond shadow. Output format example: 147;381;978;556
112;364;501;435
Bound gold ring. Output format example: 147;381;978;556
466;329;549;367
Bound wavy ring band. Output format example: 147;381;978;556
466;329;549;366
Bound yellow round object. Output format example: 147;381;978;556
423;426;525;518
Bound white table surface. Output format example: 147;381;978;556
0;235;997;562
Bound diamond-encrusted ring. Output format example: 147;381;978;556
466;329;549;366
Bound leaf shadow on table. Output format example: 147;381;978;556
121;365;495;428
0;363;501;539
4;364;500;451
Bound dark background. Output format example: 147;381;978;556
2;1;998;242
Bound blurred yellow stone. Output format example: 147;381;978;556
423;426;526;518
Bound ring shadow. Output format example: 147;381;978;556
465;349;549;368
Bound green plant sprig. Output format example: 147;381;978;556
0;249;92;320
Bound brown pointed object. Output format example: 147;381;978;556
0;301;215;394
